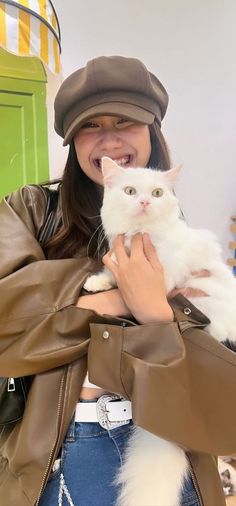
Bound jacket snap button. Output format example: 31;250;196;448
184;307;191;315
103;330;109;339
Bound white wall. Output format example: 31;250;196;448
46;69;66;179
51;0;236;261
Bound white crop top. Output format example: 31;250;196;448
82;373;101;389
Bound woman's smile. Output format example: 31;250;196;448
93;154;134;170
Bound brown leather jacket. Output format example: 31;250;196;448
0;185;235;506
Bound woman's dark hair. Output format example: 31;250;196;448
45;120;171;260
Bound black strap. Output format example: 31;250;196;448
38;187;59;245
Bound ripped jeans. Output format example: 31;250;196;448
39;400;200;506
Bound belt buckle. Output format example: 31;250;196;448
96;394;130;430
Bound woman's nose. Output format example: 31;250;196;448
98;131;122;149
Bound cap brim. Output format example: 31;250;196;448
63;103;155;146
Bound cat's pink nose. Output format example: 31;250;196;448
140;200;150;207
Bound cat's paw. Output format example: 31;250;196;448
83;274;113;292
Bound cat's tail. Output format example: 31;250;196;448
114;425;188;506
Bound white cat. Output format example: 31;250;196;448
84;157;236;506
85;157;236;343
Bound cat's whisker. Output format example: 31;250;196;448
93;228;107;259
86;223;104;257
87;223;106;256
87;214;102;220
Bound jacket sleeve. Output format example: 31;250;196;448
88;296;236;456
0;186;102;376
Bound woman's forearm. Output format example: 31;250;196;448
76;288;131;317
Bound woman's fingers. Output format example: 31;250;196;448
102;235;127;276
142;233;160;268
129;233;160;270
112;235;129;264
191;269;211;278
104;234;211;301
105;233;159;267
102;251;118;276
169;287;208;299
169;269;211;298
126;233;143;262
103;233;162;282
103;232;173;323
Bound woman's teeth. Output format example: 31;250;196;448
114;156;130;166
95;156;131;168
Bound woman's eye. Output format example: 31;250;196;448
117;118;132;127
81;121;99;129
124;186;136;195
117;118;128;124
152;188;164;197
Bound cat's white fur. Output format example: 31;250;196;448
84;157;236;505
113;427;189;506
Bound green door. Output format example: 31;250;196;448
0;48;49;199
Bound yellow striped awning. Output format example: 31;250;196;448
0;0;61;74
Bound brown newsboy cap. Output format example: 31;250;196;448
54;55;169;146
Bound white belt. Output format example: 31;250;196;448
75;394;132;430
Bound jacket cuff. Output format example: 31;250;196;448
88;319;185;400
168;294;210;326
88;322;128;397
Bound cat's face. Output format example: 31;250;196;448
220;470;234;496
101;157;181;235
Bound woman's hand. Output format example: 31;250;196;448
102;233;173;324
76;288;131;317
168;270;210;299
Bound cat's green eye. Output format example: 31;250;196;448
152;188;164;198
124;186;137;196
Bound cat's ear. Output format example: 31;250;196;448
101;157;124;187
164;165;182;186
222;470;231;480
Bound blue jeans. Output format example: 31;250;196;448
39;400;200;506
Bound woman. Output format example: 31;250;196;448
0;55;235;506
